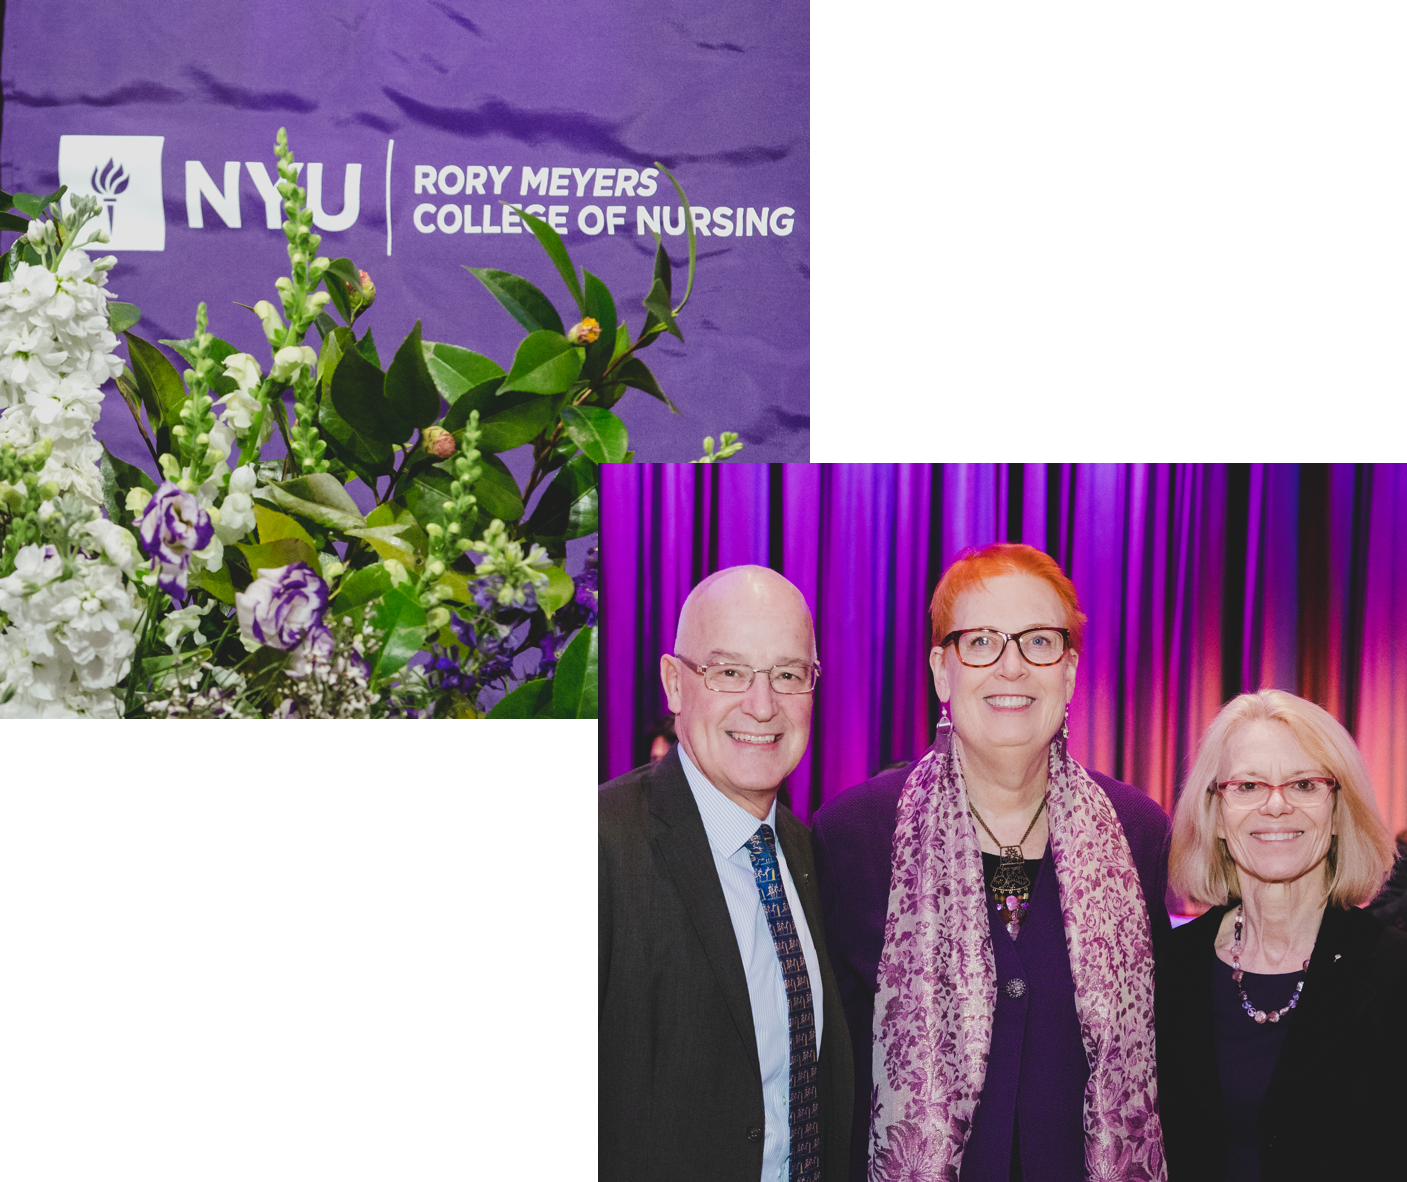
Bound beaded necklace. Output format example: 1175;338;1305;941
967;792;1047;937
1230;904;1310;1024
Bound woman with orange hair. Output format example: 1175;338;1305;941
1157;690;1404;1180
812;543;1172;1182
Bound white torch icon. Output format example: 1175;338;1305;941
89;158;130;238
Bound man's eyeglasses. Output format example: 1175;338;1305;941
938;627;1071;668
1213;778;1338;810
673;655;820;694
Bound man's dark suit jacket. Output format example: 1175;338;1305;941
599;746;854;1182
810;739;1172;1182
1157;901;1407;1181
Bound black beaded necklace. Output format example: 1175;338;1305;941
1230;905;1310;1024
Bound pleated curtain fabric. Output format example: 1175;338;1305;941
602;463;1407;835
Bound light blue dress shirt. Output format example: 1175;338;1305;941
679;745;825;1182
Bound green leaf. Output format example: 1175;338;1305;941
539;565;575;619
509;204;585;313
236;536;320;575
329;339;412;446
551;625;599;718
192;565;237;605
254;505;317;549
500;330;583;396
11;186;66;219
487;678;555;719
329;562;393;613
345;524;425;569
321;258;361;325
610;322;631;365
581;271;619;384
641;275;683;343
464;267;565;336
614;357;680;413
0;212;27;233
366;585;430;682
124;332;188;427
98;443;157;531
159;334;241;397
560;406;628;463
526;455;599;543
261;474;366;533
385;320;442;430
404;455;525;528
441;377;505;435
319;396;395;483
107;302;141;334
424;342;505;403
478;393;565;453
655;161;697;312
355;329;381;369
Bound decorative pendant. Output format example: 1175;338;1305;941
990;845;1032;937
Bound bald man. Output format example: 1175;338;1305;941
599;566;853;1182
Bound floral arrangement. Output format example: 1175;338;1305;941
0;129;727;718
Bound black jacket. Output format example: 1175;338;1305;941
1157;901;1407;1181
599;748;854;1182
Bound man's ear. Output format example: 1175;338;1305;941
661;654;684;714
930;646;950;702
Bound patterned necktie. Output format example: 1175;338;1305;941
745;823;820;1182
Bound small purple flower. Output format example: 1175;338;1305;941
235;562;330;666
138;481;213;596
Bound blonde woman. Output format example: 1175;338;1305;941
1158;689;1406;1182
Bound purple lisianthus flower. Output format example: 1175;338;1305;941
235;563;331;674
138;481;213;596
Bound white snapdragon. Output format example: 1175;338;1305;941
270;344;317;383
218;352;272;446
213;464;258;543
160;599;216;650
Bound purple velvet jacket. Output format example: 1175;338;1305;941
811;739;1172;1182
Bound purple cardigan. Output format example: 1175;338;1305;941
811;741;1172;1182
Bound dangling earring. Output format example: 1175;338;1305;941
936;703;953;739
1061;704;1069;742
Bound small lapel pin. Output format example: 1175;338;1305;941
1334;954;1342;962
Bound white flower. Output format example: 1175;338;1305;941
252;300;284;345
213;464;258;543
125;486;153;514
223;352;263;394
161;600;217;650
270;345;317;383
79;516;140;574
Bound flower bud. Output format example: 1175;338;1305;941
566;317;601;346
422;426;455;459
426;607;451;629
347;269;376;310
426;559;446;578
25;218;45;244
253;300;285;343
424;522;444;539
0;482;22;511
125;487;154;514
39;481;60;500
383;558;410;586
21;437;53;468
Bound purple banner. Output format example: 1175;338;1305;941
0;0;810;471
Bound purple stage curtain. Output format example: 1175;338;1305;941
603;463;1407;834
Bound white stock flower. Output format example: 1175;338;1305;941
0;247;123;509
0;540;141;718
79;516;140;575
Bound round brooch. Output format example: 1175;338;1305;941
1004;978;1027;999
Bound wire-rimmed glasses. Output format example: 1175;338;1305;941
1213;778;1338;810
938;627;1071;668
673;655;820;694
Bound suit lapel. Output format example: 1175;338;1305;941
649;750;763;1083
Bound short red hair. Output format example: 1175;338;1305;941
929;543;1087;652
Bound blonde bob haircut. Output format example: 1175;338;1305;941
1170;689;1395;908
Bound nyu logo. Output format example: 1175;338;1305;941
57;135;166;251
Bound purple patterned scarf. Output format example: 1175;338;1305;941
868;742;1164;1182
